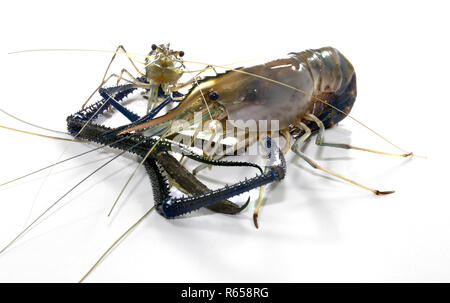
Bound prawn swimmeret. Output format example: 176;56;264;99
0;45;414;282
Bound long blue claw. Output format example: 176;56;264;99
99;87;141;122
98;95;175;139
156;137;286;218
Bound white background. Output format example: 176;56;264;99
0;0;449;282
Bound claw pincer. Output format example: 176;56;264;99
157;137;286;218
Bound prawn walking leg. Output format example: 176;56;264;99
172;65;218;91
116;68;149;87
292;122;394;195
253;132;291;228
81;45;142;109
115;45;143;75
305;114;412;157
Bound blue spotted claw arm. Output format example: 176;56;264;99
156;137;286;218
99;86;141;122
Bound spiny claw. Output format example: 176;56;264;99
208;196;251;215
240;197;251;212
375;190;395;195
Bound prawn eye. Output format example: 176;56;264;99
179;51;184;57
208;91;219;101
151;44;157;50
245;88;258;102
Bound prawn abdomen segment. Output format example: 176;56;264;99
292;47;357;129
314;72;357;129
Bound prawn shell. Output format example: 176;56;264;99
214;60;314;132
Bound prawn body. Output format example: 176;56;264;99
119;47;356;136
84;43;187;113
143;44;185;108
77;47;365;219
0;45;411;282
145;44;184;88
209;46;356;133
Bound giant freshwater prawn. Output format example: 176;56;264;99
0;44;415;282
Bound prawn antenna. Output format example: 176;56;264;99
0;107;68;135
0;137;147;256
0;124;80;142
9;48;120;55
0;127;132;187
107;127;171;217
79;206;155;283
